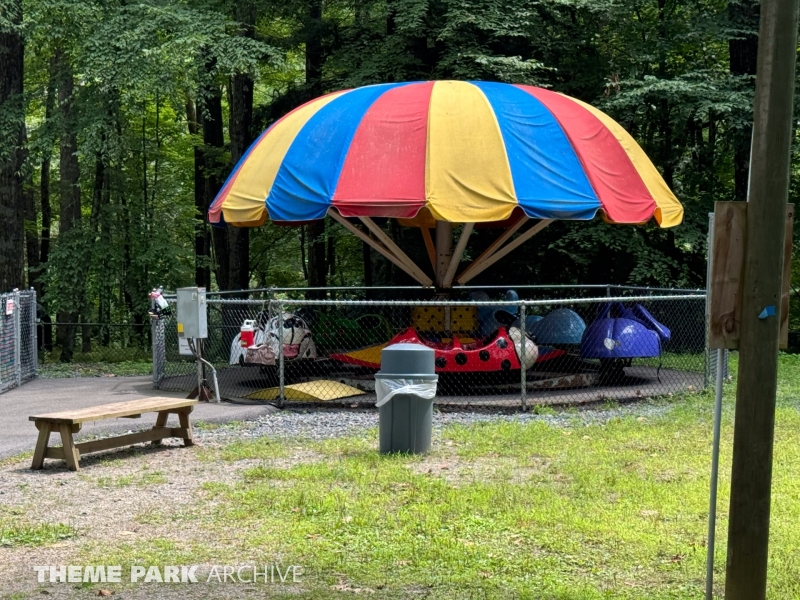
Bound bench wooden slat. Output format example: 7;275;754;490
74;427;190;455
44;446;65;460
29;397;197;425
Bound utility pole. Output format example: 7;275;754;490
724;0;799;598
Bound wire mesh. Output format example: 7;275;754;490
153;291;711;410
0;289;37;395
40;323;152;366
200;284;704;302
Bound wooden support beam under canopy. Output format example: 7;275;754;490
327;210;433;286
358;217;432;285
456;219;553;285
442;223;474;289
421;227;437;272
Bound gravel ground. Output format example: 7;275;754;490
195;398;677;444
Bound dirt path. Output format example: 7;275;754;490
0;435;319;599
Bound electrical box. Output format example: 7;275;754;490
176;287;207;339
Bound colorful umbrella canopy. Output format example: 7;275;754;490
208;80;683;228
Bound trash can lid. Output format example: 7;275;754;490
378;343;436;376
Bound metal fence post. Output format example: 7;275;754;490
520;303;527;411
30;289;38;377
705;212;714;389
151;297;158;388
277;300;285;407
195;338;205;398
150;298;166;390
13;291;21;388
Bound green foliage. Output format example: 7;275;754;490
16;0;798;328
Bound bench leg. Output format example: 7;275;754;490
59;423;80;472
151;411;170;446
31;422;52;469
178;408;194;447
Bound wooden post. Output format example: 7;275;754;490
421;227;436;272
59;423;80;471
724;0;799;597
328;210;432;286
435;221;453;288
31;422;51;469
442;223;474;288
456;219;552;285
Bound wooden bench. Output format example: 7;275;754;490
29;397;198;471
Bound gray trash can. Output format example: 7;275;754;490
375;343;438;454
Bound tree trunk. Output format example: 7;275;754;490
0;0;25;292
98;166;111;347
82;150;109;354
307;220;327;298
225;3;256;294
228;73;253;293
327;230;335;279
39;56;56;279
205;95;228;291
198;55;228;290
186;98;211;289
303;0;326;299
729;0;759;201
363;241;373;298
81;318;92;353
299;226;308;280
90;154;105;233
306;0;324;97
23;127;39;292
55;48;81;361
57;51;80;235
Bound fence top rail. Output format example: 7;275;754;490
202;293;706;307
162;284;705;299
50;322;146;327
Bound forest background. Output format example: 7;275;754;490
0;0;793;359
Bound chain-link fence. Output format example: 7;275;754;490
0;289;37;395
205;284;705;302
153;289;711;410
38;322;152;377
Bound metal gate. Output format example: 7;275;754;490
0;289;38;394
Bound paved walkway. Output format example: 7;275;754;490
0;376;275;459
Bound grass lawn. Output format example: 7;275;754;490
38;347;153;378
3;354;800;598
37;361;153;378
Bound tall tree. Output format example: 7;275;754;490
0;0;25;292
227;2;256;293
187;97;211;289
199;56;229;289
55;47;81;360
305;0;327;294
56;48;81;239
23;128;39;292
37;55;57;297
729;0;759;201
